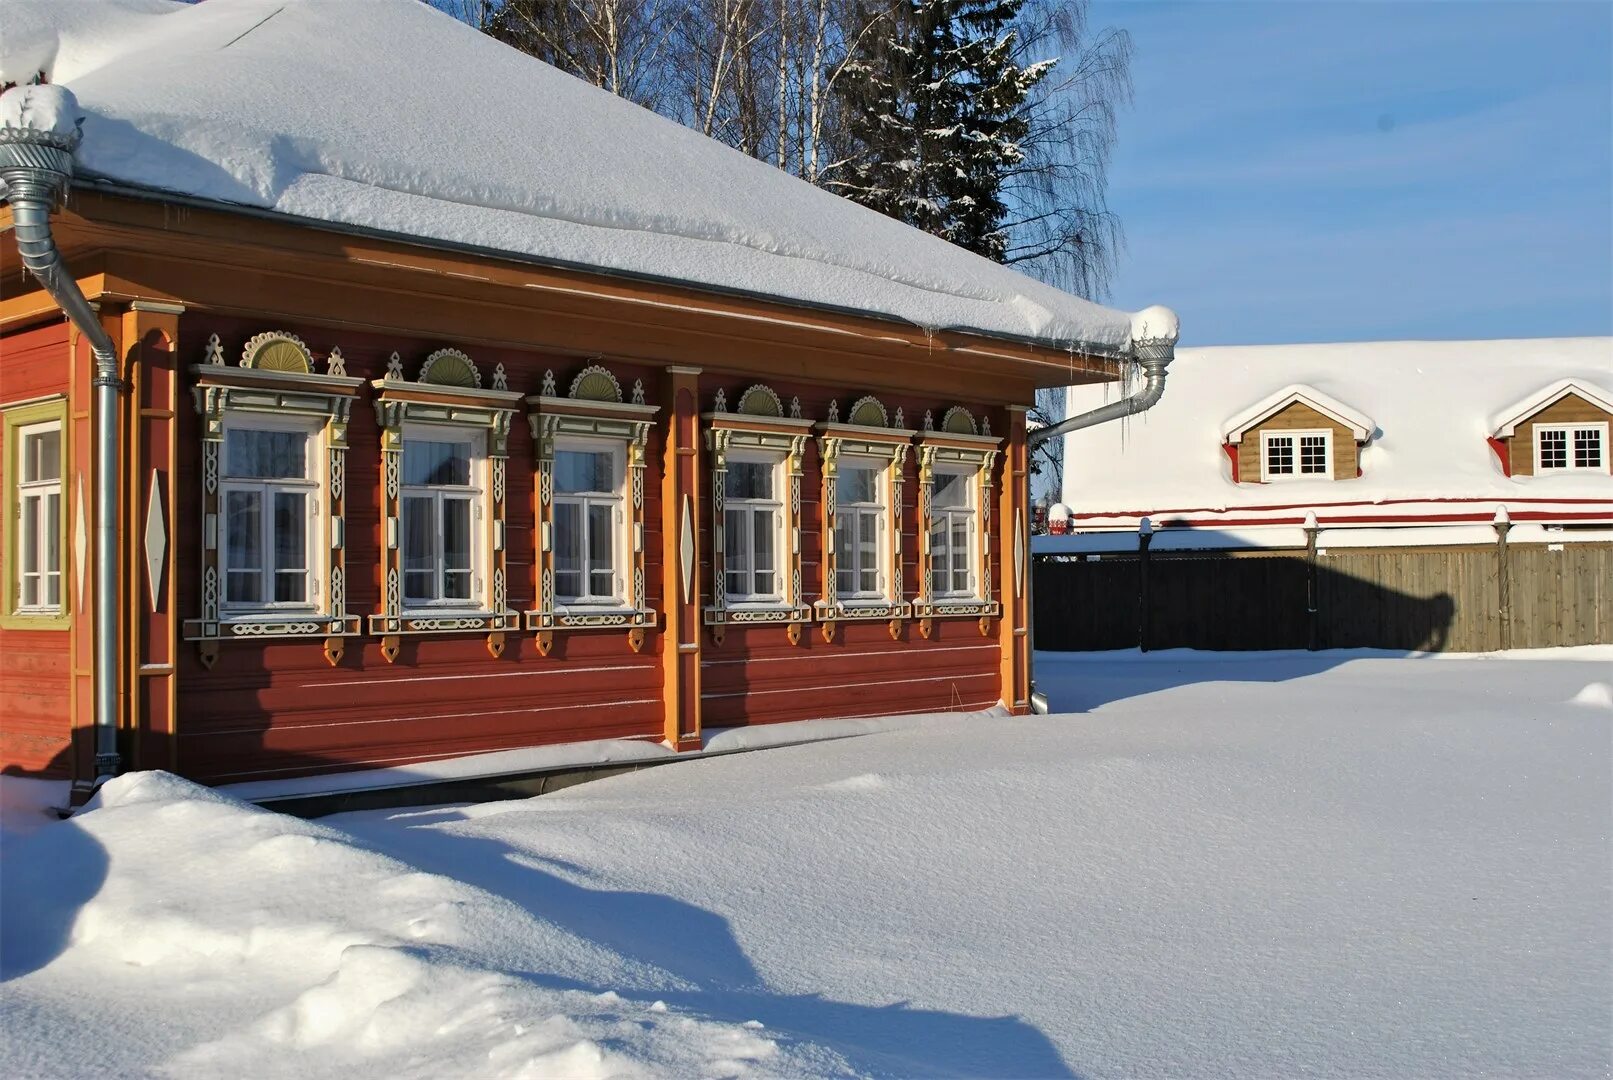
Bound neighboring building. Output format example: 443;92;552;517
0;0;1174;801
1048;338;1613;554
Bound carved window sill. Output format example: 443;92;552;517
524;605;659;656
704;602;813;645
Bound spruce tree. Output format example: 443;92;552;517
832;0;1050;263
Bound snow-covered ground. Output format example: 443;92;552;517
3;650;1610;1078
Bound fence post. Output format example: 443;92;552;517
1304;511;1320;651
1494;506;1511;651
1138;517;1153;652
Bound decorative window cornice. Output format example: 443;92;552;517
524;366;660;654
185;332;364;664
815;396;913;640
912;418;1003;634
369;349;524;657
704;384;813;645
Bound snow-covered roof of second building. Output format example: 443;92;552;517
1061;337;1613;517
0;0;1140;353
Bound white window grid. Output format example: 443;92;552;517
835;457;888;602
1535;422;1607;472
400;426;487;611
929;467;978;600
1261;429;1332;481
218;415;323;615
724;452;785;605
15;420;63;613
553;437;626;606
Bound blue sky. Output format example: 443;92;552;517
1085;0;1613;345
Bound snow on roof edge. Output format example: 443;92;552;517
1221;383;1376;443
75;175;1139;362
1490;378;1613;437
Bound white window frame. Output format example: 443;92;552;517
217;414;324;617
14;419;64;615
928;465;979;600
399;424;489;613
551;436;627;608
1261;428;1332;482
722;450;787;606
1535;421;1607;472
834;454;890;603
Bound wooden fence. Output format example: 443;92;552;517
1034;540;1612;653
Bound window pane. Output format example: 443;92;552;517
443;498;472;571
272;492;306;603
858;510;878;594
443;570;472;601
226;429;306;479
752;509;775;571
1266;437;1294;475
835;512;855;596
726;461;774;500
836;464;878;505
45;492;60;576
932;472;969;509
45;571;60;608
402;439;472;487
226;571;261;605
1573;428;1603;469
225;491;263;571
402;496;436;603
1299;435;1328;474
23;429;60;483
20;495;39;576
554;501;582;599
588;502;615;597
555;450;615;494
752;508;776;596
1539;429;1567;470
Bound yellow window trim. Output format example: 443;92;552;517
2;397;71;630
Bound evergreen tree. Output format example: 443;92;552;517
832;0;1050;262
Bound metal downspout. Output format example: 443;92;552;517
0;103;123;787
1022;306;1179;714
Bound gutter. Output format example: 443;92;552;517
0;87;122;793
1023;305;1179;713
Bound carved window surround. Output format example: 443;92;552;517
524;365;659;655
184;332;364;667
913;406;1002;638
815;396;913;642
704;384;813;646
369;350;523;661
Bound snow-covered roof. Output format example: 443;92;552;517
0;0;1145;354
1490;378;1613;438
1219;384;1376;444
1061;337;1613;525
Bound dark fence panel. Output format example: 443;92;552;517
1034;542;1611;653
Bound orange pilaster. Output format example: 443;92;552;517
123;302;182;773
660;366;703;747
997;405;1030;712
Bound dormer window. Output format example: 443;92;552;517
1261;429;1332;481
1221;385;1373;486
1536;423;1606;472
1490;380;1613;478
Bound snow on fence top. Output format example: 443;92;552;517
1061;337;1613;519
1;0;1141;354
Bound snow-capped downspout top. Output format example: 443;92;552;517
1028;304;1181;450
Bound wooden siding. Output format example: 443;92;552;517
1235;401;1360;483
0;190;1046;790
0;319;73;776
1504;393;1613;476
172;314;670;784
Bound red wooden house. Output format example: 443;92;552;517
0;0;1176;804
